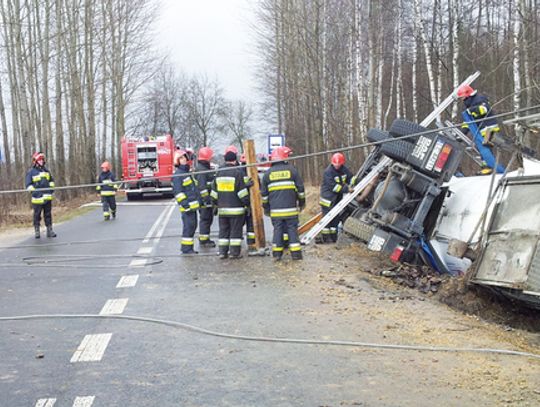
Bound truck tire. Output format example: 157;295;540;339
389;118;430;142
367;128;414;162
126;193;141;201
343;216;376;243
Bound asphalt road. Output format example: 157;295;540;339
1;199;539;407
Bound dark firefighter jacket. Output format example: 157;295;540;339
96;171;119;196
461;93;499;132
25;165;55;205
319;164;354;208
261;161;305;218
173;164;201;212
195;160;215;207
210;163;249;216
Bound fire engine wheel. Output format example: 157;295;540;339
389;118;432;143
367;128;415;162
126;193;141;201
342;216;376;243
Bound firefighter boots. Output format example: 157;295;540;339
34;226;40;239
200;239;216;248
291;251;303;261
46;225;57;238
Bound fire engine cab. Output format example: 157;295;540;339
121;134;175;200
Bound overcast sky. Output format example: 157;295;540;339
155;0;258;103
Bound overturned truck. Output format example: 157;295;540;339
341;115;540;309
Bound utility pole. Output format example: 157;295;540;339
243;139;266;251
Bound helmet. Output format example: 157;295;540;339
331;152;346;167
270;146;291;161
174;149;188;166
457;84;476;99
198;146;213;162
225;145;238;155
32;152;45;164
100;161;111;171
240;153;246;163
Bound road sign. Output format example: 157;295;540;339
267;134;285;155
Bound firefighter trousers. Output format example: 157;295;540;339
33;201;52;227
271;217;302;259
181;210;198;253
245;213;255;245
101;196;117;218
218;215;245;257
321;205;339;243
198;207;214;243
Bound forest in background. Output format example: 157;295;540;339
254;0;540;181
1;0;540;220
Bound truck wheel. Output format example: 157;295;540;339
126;193;140;201
389;119;432;142
367;128;414;162
343;216;376;243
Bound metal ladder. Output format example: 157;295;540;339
300;71;481;245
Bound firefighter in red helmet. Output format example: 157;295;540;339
195;146;216;247
173;150;202;254
318;152;355;243
25;152;56;238
261;146;305;261
96;161;119;221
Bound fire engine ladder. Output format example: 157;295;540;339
300;71;481;245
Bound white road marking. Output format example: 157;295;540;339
70;333;112;363
152;204;175;246
99;298;129;315
73;396;95;407
128;258;147;267
142;204;171;244
137;246;152;255
116;275;139;288
35;399;56;407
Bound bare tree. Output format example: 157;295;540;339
223;100;254;151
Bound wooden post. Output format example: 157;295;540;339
243;139;266;249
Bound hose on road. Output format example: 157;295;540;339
1;313;539;360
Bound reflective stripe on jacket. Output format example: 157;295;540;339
319;164;353;208
96;171;119;196
195;160;215;207
25;165;55;204
211;163;249;217
173;164;202;212
261;162;305;218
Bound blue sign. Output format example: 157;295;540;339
267;134;285;155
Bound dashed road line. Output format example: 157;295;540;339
72;396;95;407
137;246;152;255
35;399;56;407
99;298;129;315
116;275;139;288
70;333;112;363
128;258;148;267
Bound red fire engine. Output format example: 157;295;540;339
121;134;175;200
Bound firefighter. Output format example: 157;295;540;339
211;148;249;259
457;85;503;175
318;152;355;243
96;161;119;221
261;146;305;261
173;150;201;254
25;152;56;239
195;146;216;247
239;153;256;251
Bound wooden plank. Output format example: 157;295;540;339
243;140;266;249
298;212;323;235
